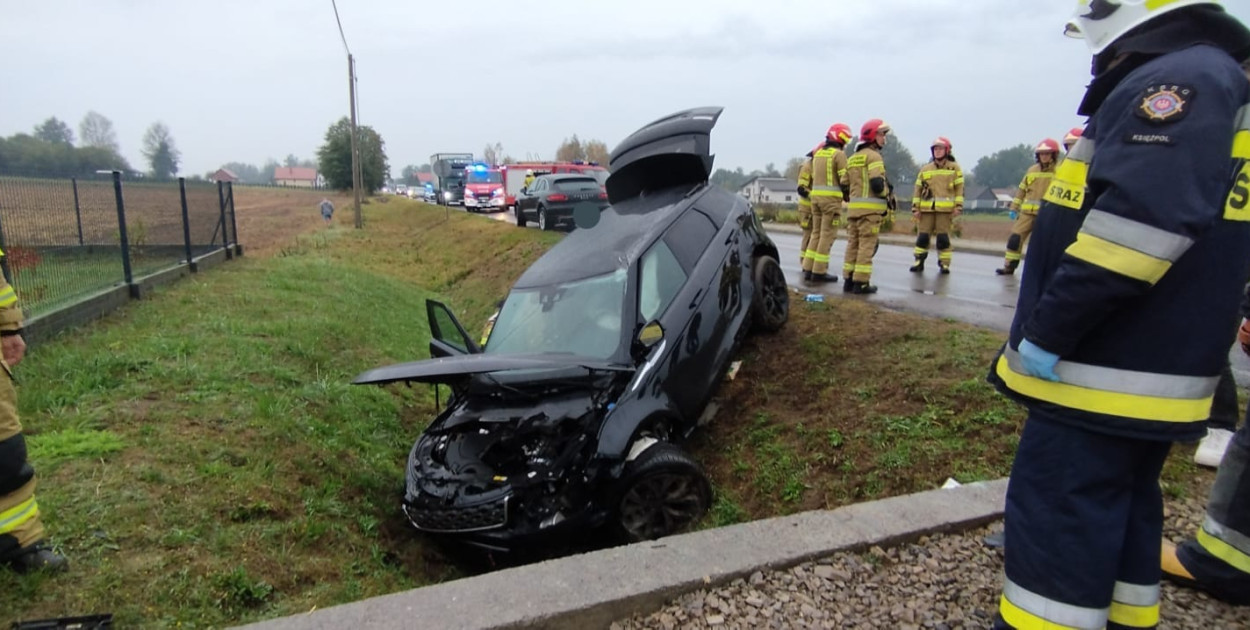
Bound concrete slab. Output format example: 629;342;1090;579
237;479;1007;630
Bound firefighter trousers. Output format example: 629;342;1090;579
1176;418;1250;604
913;212;953;268
0;367;43;561
1003;212;1037;266
843;213;882;284
804;197;842;274
797;200;813;266
995;415;1169;630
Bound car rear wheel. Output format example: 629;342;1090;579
751;255;789;333
538;206;550;231
615;442;712;542
515;205;527;228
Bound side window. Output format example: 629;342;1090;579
638;241;687;322
663;210;717;271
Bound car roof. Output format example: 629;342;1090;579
513;184;708;289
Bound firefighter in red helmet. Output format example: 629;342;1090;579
1063;126;1084;153
842;119;891;294
995;139;1059;276
910;136;964;274
802;124;852;282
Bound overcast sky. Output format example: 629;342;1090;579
5;1;1250;177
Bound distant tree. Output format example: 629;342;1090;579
482;143;498;166
584;139;610;165
260;158;281;183
555;134;586;162
971;143;1035;189
783;157;805;181
284;154;299;168
761;162;782;178
401;164;422;185
500;155;516;165
417;163;432;173
33;117;74;146
141;122;180;178
316;117;388;193
880;138;920;187
0;132;130;177
711;166;751;192
78;111;118;151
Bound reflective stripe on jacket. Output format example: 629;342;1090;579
846;147;888;217
811;147;848;197
1010;164;1054;214
912;159;964;212
990;44;1250;442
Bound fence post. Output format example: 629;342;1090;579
179;178;195;271
227;182;241;256
72;177;84;246
217;181;232;260
112;171;135;295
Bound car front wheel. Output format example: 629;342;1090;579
751;255;789;333
615;442;712;542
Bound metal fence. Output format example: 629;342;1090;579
0;172;238;318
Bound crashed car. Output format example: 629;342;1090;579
354;107;790;552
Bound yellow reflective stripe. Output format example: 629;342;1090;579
999;596;1082;630
849;197;888;210
798;198;811;207
954;196;964;203
867;162;885;174
837;168;847;179
853;264;872;273
1197;527;1250;574
0;286;16;308
1005;251;1023;261
1020;202;1042;211
995;355;1213;422
0;246;5;256
1108;601;1158;629
0;496;38;534
1066;233;1171;284
952;178;964;186
913;247;928;255
911;197;921;205
938;252;952;260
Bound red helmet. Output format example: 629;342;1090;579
1035;138;1061;154
860;119;891;144
826;123;853;145
931;136;952;152
1063;127;1084;145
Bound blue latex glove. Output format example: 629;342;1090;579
1009;210;1018;220
1018;339;1060;382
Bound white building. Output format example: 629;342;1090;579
739;177;798;205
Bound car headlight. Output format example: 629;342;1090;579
491;188;504;197
444;191;453;200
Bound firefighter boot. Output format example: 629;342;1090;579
909;254;926;273
995;260;1018;276
803;270;812;282
808;272;837;284
842;278;855;293
852;282;878;295
939;263;951;275
3;542;68;574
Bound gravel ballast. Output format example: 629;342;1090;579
613;476;1244;630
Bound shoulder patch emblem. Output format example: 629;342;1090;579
1135;84;1194;123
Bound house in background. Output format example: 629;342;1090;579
210;168;238;183
991;188;1017;209
739;176;797;205
962;184;1004;212
274;167;319;188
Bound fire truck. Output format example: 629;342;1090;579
499;161;608;211
461;163;507;212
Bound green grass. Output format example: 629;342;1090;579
0;200;560;627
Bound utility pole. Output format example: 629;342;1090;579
348;54;363;228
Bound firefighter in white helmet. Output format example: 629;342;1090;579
987;2;1250;628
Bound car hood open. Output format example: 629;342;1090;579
353;353;633;386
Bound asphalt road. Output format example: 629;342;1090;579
482;204;1250;385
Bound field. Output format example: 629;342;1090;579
0;195;1213;627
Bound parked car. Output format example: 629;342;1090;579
422;184;438;202
353;107;789;553
515;174;608;231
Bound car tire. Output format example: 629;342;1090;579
614;442;712;543
516;205;527;228
538;205;550;231
751;255;789;333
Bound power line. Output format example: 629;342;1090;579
330;0;351;55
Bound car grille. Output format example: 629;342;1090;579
404;497;508;533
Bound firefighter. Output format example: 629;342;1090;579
0;257;67;573
994;139;1059;276
1063;126;1084;153
803;125;852;283
795;145;817;268
522;169;535;191
910;137;964;274
841;119;891;295
988;3;1250;629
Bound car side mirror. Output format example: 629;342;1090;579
637;321;664;348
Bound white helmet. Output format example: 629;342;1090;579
526;169;534;175
1064;0;1220;54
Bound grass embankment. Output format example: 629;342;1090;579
0;196;1211;626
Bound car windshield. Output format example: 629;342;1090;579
466;171;502;184
554;177;600;192
486;269;628;359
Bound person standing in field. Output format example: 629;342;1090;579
320;198;334;225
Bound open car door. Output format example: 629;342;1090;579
426;299;480;358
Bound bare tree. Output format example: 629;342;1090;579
142;122;181;178
555;135;586;162
79;111;119;151
584;139;610;165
